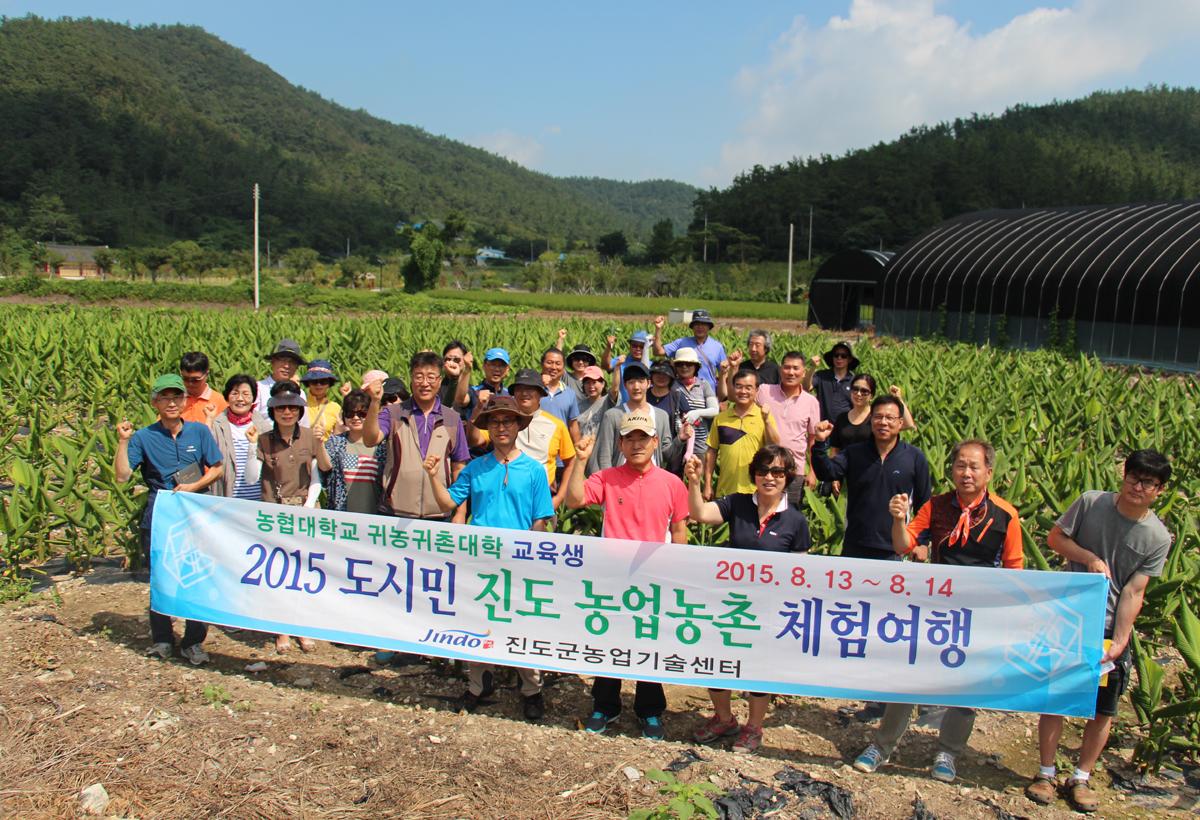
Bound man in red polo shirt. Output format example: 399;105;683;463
567;411;689;740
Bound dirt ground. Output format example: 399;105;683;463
2;562;1195;820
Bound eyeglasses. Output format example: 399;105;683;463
411;375;441;385
851;387;873;396
832;352;850;359
157;394;185;405
753;467;789;478
488;417;519;429
872;415;901;425
181;375;207;384
1124;474;1164;491
345;410;368;420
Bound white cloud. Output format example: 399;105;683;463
703;0;1200;185
465;129;545;169
542;125;562;136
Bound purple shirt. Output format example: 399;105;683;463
378;397;470;464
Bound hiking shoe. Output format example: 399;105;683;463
853;743;888;773
583;711;618;733
523;693;545;721
732;724;763;755
145;642;173;659
640;715;665;741
1066;778;1099;813
1025;773;1057;805
180;644;210;666
930;751;956;783
694;714;740;743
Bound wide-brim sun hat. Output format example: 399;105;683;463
823;343;861;371
689;308;715;328
263;339;307;365
567;344;597;366
300;360;339;383
672;348;701;365
471;395;533;431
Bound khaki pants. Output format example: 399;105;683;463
874;703;976;758
467;663;542;697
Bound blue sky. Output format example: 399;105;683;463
4;0;1199;188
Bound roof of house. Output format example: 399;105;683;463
43;244;109;265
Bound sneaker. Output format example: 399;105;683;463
180;644;210;666
145;642;173;659
455;690;482;713
523;693;545;721
1066;778;1099;813
583;711;618;733
930;751;956;783
732;724;763;755
694;714;740;744
853;743;888;773
640;715;665;741
1025;773;1058;805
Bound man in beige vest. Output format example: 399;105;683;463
363;351;469;521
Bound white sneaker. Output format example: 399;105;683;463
181;644;210;666
145;642;173;659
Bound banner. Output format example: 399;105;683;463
151;492;1108;717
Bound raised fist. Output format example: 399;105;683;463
728;349;744;366
889;493;910;520
574;434;596;462
203;402;219;422
606;335;617;349
312;424;326;444
423;453;442;480
367;379;384;402
811;354;822;368
889;385;903;399
684;455;703;482
654;315;665;329
246;424;260;445
814;420;834;442
463;351;475;370
557;328;568;341
116;421;134;441
340;381;353;398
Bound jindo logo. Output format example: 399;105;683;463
418;628;493;649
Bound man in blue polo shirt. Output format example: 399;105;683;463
423;395;554;722
810;393;931;560
114;374;223;665
653;309;727;392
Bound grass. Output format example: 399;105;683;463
429;289;811;321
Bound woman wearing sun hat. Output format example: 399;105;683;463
804;341;860;422
671;348;719;457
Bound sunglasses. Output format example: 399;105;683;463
753;467;789;478
832;352;850;359
181;375;207;384
382;394;401;404
345;410;368;420
851;387;873;396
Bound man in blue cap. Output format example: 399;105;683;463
459;348;512;458
653;310;726;392
601;329;652;403
113;374;224;666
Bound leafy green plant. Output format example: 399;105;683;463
629;769;724;820
201;683;232;706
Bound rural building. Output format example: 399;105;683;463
806;250;891;330
476;246;507;265
875;200;1200;371
42;244;110;278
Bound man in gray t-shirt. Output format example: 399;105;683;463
1026;450;1172;813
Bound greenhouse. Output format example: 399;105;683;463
875;200;1200;370
806;250;891;331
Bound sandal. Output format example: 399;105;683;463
275;636;293;654
297;638;317;653
1066;778;1099;813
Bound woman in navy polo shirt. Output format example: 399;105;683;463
684;444;811;754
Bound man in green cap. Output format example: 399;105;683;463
114;374;224;665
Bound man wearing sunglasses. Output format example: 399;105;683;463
1026;450;1172;813
113;374;223;666
179;351;228;423
804;342;859;422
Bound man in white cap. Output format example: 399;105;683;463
568;412;690;740
588;362;691;476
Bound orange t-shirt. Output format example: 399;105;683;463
181;386;228;424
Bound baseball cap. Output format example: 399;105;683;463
618;410;657;437
650;361;675;378
629;330;651;344
152;374;186;394
622;361;651;382
484;348;511;364
263;338;307;364
581;365;604;381
361;369;389;389
511;368;548;396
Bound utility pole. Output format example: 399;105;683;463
807;206;813;262
253;184;260;312
266;239;271;270
703;210;708;267
787;223;794;304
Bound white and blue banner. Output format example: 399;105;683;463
151;492;1108;717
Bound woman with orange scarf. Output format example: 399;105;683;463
852;438;1023;785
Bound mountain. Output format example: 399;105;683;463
692;86;1200;262
0;15;697;255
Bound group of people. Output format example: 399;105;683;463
113;309;1172;813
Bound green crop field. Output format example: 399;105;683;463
3;302;1200;768
430;289;811;322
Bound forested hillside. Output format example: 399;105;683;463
693;87;1200;261
0;15;695;256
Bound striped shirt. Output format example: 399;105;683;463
230;421;261;501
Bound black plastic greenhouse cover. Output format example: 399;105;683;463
807;250;891;330
875;200;1200;370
